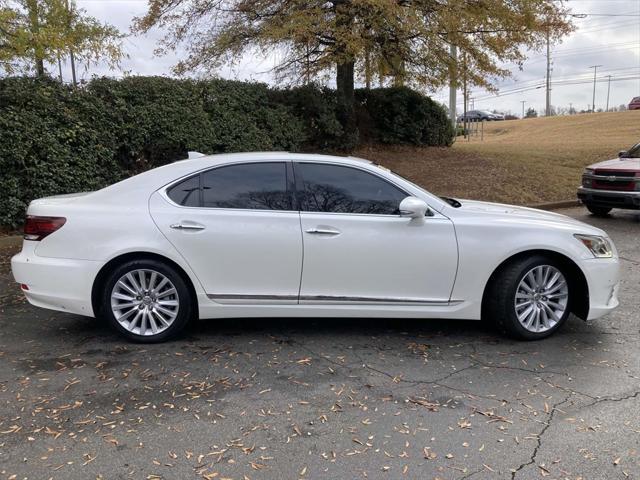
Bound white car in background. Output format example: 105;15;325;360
12;153;620;342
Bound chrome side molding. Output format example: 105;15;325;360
207;293;462;306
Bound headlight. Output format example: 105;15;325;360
574;234;613;258
583;168;594;175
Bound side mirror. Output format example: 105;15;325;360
399;196;430;219
618;150;629;158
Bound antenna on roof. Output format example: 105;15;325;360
187;151;206;159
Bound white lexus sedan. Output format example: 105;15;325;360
11;152;620;342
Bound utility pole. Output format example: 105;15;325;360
448;43;457;128
569;102;573;114
589;65;602;112
545;30;551;116
606;75;612;112
521;100;526;119
463;53;468;140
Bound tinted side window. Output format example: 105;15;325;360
297;163;406;215
201;162;291;210
167;175;200;207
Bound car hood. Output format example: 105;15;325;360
452;199;606;235
587;157;640;170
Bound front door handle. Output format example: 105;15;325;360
305;227;341;236
170;222;206;231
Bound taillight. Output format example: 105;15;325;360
23;216;66;241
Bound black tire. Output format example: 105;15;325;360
483;255;571;340
585;204;612;217
99;258;194;343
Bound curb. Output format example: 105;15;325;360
527;200;581;211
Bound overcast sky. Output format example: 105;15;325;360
67;0;640;117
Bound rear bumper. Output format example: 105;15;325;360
11;242;103;317
580;256;620;320
577;186;640;210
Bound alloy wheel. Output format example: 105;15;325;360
514;265;569;333
110;269;179;336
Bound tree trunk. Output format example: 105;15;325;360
336;59;357;150
26;0;45;77
364;49;371;89
333;0;358;150
35;57;45;77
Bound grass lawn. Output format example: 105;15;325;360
356;110;640;206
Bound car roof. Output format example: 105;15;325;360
175;151;372;165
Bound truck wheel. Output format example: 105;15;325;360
585;204;611;217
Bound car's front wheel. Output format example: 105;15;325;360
100;259;194;342
484;255;571;340
585;204;612;217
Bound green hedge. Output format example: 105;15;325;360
0;76;453;227
356;87;455;146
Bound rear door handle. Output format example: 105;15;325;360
305;227;341;236
170;222;206;231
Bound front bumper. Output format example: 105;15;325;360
11;241;103;317
580;255;620;320
577;186;640;210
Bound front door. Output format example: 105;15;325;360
294;162;458;305
149;161;302;304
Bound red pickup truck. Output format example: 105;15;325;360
577;142;640;216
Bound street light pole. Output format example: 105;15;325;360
589;65;602;112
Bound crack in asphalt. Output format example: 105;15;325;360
578;389;640;409
509;389;640;479
510;396;570;480
362;362;509;404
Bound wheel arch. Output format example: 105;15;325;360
481;249;589;321
91;251;199;319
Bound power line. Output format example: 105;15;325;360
570;13;640;17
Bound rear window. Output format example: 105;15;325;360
166;162;292;210
201;162;290;210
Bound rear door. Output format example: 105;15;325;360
149;161;303;304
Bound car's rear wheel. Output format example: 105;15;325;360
585;204;612;217
100;259;193;342
484;255;571;340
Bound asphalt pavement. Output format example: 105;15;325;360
0;207;638;480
